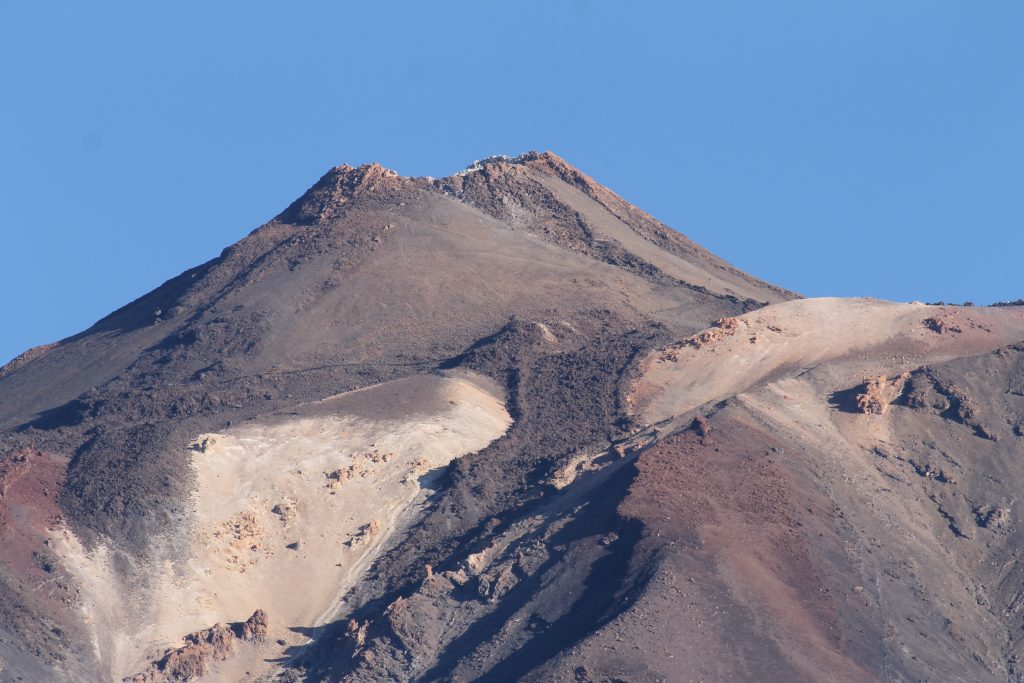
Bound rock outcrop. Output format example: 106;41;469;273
854;372;910;415
126;610;268;683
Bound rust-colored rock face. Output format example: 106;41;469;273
4;151;1024;682
277;162;414;225
0;448;85;678
0;448;66;583
613;417;872;682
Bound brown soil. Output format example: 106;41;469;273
0;448;88;678
7;151;1024;682
604;413;871;682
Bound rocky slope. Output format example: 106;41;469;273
1;152;1022;682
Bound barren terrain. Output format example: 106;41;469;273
1;152;1022;682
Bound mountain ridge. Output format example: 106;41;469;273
1;151;781;681
3;152;1023;682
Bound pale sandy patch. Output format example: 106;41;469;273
52;372;511;682
631;298;1024;425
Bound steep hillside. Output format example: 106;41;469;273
3;152;1021;683
0;153;787;682
315;300;1024;683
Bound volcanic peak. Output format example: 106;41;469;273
274;151;573;227
276;161;407;225
450;151;561;177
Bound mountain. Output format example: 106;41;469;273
0;152;1022;682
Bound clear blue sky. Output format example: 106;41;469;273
1;2;1022;364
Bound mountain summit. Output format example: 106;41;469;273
2;153;1024;682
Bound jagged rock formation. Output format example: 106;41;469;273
127;610;269;682
853;373;910;415
2;151;1024;682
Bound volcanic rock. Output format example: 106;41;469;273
6;152;1024;683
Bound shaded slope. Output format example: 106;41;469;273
327;300;1023;683
6;150;1024;683
0;152;786;680
1;153;783;553
535;301;1024;683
